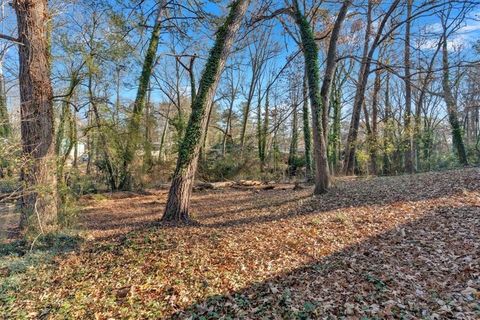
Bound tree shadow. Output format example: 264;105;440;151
201;170;479;228
79;169;479;243
0;233;82;258
173;204;480;319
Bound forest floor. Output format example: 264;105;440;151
1;168;479;319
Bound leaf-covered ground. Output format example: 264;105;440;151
1;168;479;319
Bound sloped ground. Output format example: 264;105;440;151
1;168;479;319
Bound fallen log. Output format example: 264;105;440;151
194;181;235;190
237;180;262;186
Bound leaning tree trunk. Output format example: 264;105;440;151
319;0;351;143
344;0;400;175
162;0;251;222
343;1;372;175
14;0;57;234
121;0;166;190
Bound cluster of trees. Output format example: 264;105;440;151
0;0;478;233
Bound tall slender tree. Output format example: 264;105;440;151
440;12;468;165
292;0;351;193
344;0;400;175
403;0;414;173
121;0;167;189
302;71;312;180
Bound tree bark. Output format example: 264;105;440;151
293;0;329;194
121;0;166;189
343;0;400;175
162;0;251;222
294;0;350;193
0;66;10;138
403;0;414;173
302;71;313;181
14;0;58;234
319;0;351;142
288;95;298;176
369;68;381;175
441;31;468;165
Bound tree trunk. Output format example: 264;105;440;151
319;0;351;143
302;71;313;181
344;0;400;175
223;97;234;156
288;97;298;176
158;104;171;162
88;73;117;191
14;0;58;234
383;71;392;175
162;0;251;222
369;68;381;175
293;0;329;194
143;81;154;171
344;1;372;175
329;79;341;174
0;66;10;138
121;0;166;189
403;0;414;173
240;69;257;151
294;0;350;193
441;32;468;165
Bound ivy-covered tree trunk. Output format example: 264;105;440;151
293;0;329;193
294;0;350;193
14;0;58;234
441;32;468;165
121;0;166;189
329;70;342;174
162;0;251;222
302;71;312;181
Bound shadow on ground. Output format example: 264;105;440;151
173;204;480;319
80;168;479;241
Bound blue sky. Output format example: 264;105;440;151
0;0;479;116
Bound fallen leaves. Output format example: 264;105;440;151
1;168;479;319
